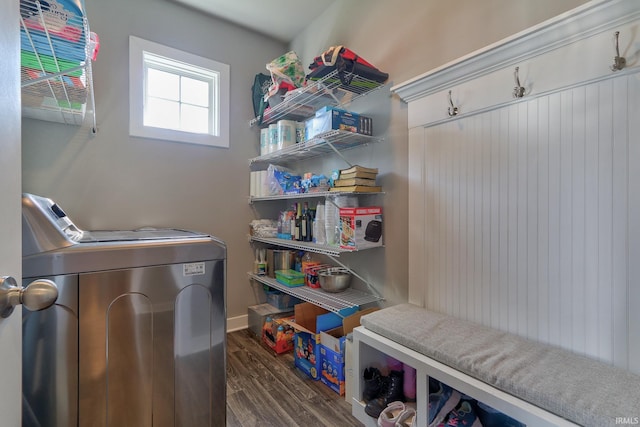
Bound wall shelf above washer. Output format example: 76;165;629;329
20;0;97;132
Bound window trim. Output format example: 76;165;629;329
129;36;230;148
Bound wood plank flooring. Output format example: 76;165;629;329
226;329;363;427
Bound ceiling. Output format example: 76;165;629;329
172;0;337;43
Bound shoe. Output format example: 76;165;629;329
377;401;406;427
476;401;525;427
440;401;482;427
363;367;385;402
428;380;461;427
395;407;416;427
365;370;405;418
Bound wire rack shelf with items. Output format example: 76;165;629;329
249;235;383;257
248;273;382;316
249;189;384;204
19;0;97;132
249;130;383;168
248;57;388;314
250;69;386;127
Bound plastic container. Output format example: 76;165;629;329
275;269;305;287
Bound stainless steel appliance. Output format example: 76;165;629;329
21;193;227;427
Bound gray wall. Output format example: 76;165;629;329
21;0;286;323
21;0;588;325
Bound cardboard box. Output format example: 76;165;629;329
319;308;378;395
262;315;295;354
305;107;373;141
339;206;383;250
247;303;293;338
284;302;358;380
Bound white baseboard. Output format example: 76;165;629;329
227;314;248;333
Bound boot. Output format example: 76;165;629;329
365;370;404;418
362;367;384;402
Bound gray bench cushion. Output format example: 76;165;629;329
360;303;640;427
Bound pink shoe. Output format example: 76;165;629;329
377;401;406;427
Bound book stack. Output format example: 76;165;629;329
330;165;381;193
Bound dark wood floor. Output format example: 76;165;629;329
226;329;363;427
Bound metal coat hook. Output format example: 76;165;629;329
447;90;459;117
513;67;525;98
611;31;626;72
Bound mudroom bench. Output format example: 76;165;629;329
351;304;640;427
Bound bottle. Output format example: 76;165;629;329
290;205;297;240
309;207;316;242
294;251;302;272
301;252;313;286
295;202;302;241
276;212;283;239
263;316;272;338
301;202;310;242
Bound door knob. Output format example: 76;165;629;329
0;276;58;318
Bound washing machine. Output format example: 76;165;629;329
21;193;227;427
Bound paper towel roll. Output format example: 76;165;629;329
277;120;296;150
268;124;278;154
260;128;269;156
250;171;257;197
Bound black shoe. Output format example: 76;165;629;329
364;370;404;418
362;367;384;402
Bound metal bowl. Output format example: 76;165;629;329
317;267;352;293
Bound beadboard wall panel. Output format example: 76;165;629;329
412;74;639;372
398;0;640;374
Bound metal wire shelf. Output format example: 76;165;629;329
249;130;382;167
249;190;384;203
250;70;385;127
249;273;383;315
249;236;361;257
19;0;96;131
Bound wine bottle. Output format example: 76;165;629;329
295;202;302;241
301;202;309;242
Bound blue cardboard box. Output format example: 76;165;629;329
284;302;357;380
319;308;379;394
305;106;373;141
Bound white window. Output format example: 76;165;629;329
129;36;229;148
